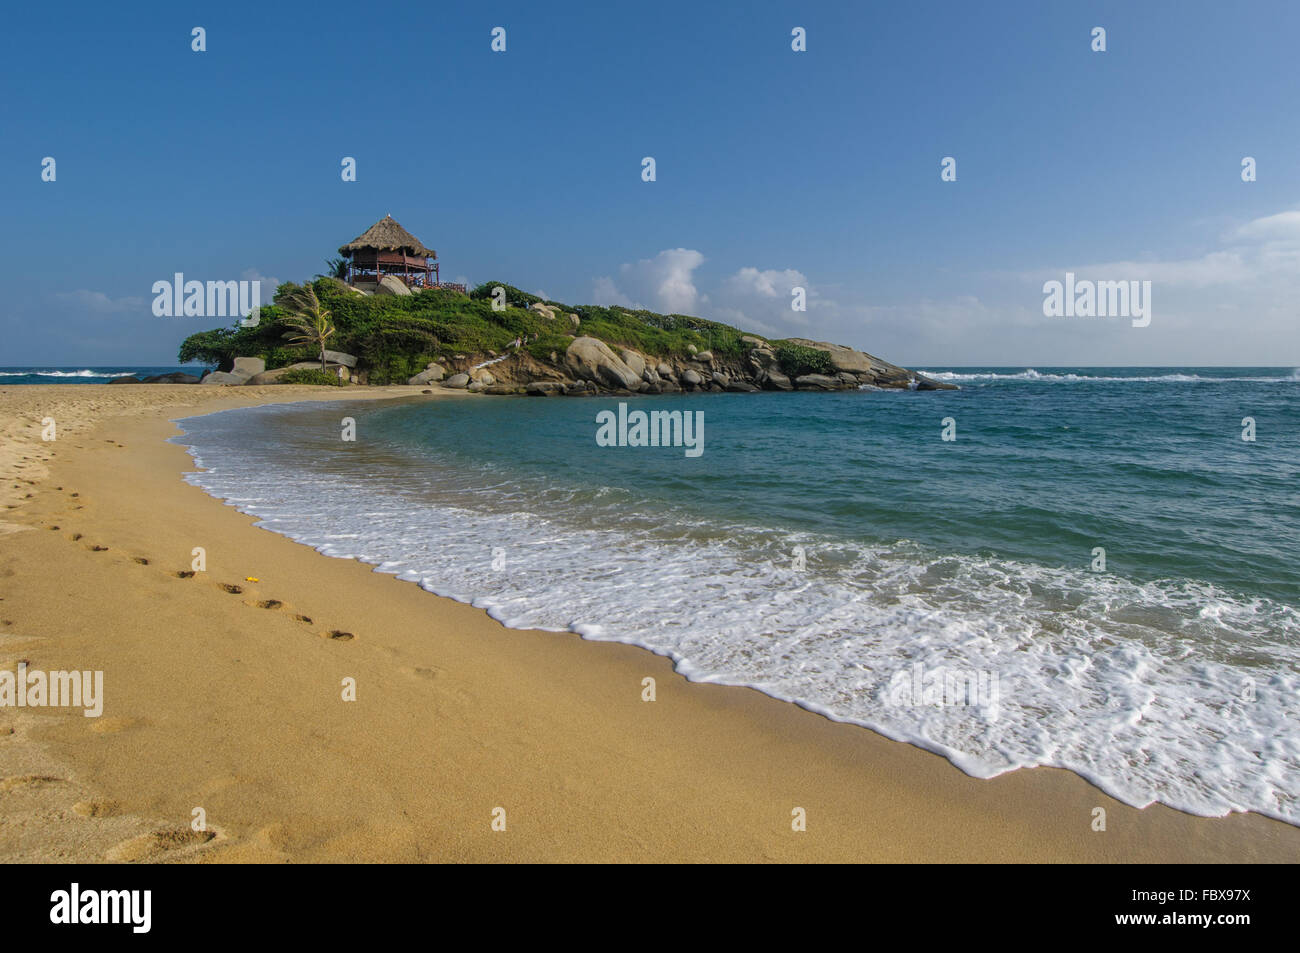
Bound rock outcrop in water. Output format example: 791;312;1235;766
177;277;956;393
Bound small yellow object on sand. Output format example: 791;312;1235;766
245;576;259;582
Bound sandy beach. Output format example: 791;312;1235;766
0;383;1295;863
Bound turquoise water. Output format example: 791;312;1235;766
174;367;1300;824
375;366;1300;605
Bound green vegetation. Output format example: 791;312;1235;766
279;368;346;386
178;277;771;384
771;341;832;378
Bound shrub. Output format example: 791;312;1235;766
279;368;345;386
772;341;832;378
469;281;544;309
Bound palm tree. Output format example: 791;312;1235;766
321;257;349;281
280;283;336;371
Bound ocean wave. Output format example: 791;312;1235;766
173;406;1300;827
0;369;140;378
917;368;1299;383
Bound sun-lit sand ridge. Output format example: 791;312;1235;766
0;383;1296;862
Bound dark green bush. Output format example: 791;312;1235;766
470;281;544;309
280;368;345;386
772;341;832;378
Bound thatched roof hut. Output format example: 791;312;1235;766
339;215;442;288
339;214;436;260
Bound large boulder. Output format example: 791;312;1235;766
794;374;841;390
247;367;294;385
726;380;760;393
761;369;794;391
695;350;714;363
375;276;413;297
407;365;446;385
108;375;141;384
711;371;731;387
529;302;558;321
914;375;955;391
231;356;265;381
656;362;675;379
200;371;248;385
526;381;564;396
746;346;778;374
620;350;647;378
443;373;470;389
140;372;201;384
681;369;703;387
472;370;496;386
322;350;358;368
782;338;905;380
564;337;642;390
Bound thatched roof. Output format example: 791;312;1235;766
339;215;435;258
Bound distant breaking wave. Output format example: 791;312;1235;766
0;369;140;378
918;368;1300;384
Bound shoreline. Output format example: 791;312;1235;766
1;384;1296;862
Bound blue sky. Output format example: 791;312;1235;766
3;0;1299;366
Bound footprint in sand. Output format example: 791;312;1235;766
0;774;68;792
219;583;242;594
325;630;355;642
256;599;282;610
88;716;142;735
86;544;108;552
73;798;122;818
294;614;312;624
174;570;195;579
132;556;149;565
104;827;220;862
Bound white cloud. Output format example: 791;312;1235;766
711;267;812;334
242;268;281;292
591;248;705;313
1028;207;1300;289
53;290;144;313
